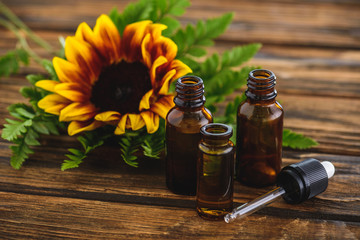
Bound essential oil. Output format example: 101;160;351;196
236;69;284;187
196;123;234;220
166;76;213;195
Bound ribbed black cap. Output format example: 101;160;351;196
276;158;329;204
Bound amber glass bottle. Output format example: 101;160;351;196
196;123;234;220
236;69;284;187
166;76;213;195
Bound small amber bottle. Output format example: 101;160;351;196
196;123;234;220
236;69;284;187
166;76;213;196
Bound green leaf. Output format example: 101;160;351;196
199;12;233;40
62;155;85;171
221;43;262;68
2;119;32;141
150;0;190;22
15;48;29;65
205;66;255;99
118;130;148;167
68;148;83;156
26;74;45;85
41;121;59;135
10;137;34;169
178;56;201;73
32;121;50;135
224;95;243;122
173;13;233;58
0;51;18;77
187;47;207;57
41;59;58;80
7;103;34;120
15;107;35;119
61;128;110;170
282;129;318;149
167;0;190;16
198;53;220;79
159;16;180;37
24;128;40;146
109;0;153;35
142;123;165;159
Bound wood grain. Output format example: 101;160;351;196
0;192;359;240
0;0;359;239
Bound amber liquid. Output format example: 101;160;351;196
236;104;283;187
196;152;234;220
166;126;202;195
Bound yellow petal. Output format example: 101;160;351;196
59;102;97;122
169;59;192;81
75;22;96;45
53;57;91;86
93;14;121;63
148;23;167;40
150;56;168;87
35;80;59;92
114;114;128;135
68;120;102;136
158;69;176;95
151;95;174;119
95;111;121;122
140;111;159;134
54;82;90;102
65;36;102;84
128;113;145;131
141;34;152;68
37;94;71;115
122;20;152;62
139;89;154;111
153;36;177;62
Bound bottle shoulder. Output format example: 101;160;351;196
167;106;213;128
199;141;234;155
238;100;284;121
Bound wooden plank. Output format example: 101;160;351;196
0;192;359;239
2;0;360;48
0;136;359;222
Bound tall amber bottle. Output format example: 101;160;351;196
236;69;284;187
166;76;213;195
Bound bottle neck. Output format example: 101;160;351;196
246;69;277;102
200;123;233;147
174;75;205;108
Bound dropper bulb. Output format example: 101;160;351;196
321;161;335;179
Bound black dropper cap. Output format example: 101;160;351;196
276;158;330;204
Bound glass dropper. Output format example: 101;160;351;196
225;159;335;223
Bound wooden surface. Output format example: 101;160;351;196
1;0;360;239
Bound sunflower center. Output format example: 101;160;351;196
91;61;152;114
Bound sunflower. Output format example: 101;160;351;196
36;15;191;136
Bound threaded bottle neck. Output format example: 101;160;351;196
174;75;206;108
246;69;277;101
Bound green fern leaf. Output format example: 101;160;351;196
2;119;32;141
61;130;107;171
142;124;165;158
282;129;318;149
10;137;34;169
173;13;233;58
119;133;143;167
0;51;19;77
109;0;152;35
41;59;58;80
221;44;262;68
